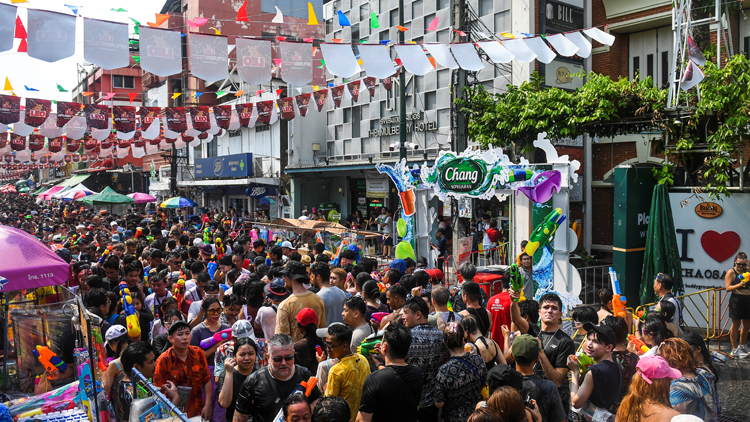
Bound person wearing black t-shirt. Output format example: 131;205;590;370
567;323;622;418
358;324;424;422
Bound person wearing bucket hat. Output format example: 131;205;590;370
617;355;684;422
566;322;622;420
277;261;327;342
214;320;257;380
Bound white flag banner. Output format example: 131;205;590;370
237;38;272;85
583;27;615;46
523;37;556;64
207;112;221;135
0;3;17;53
189;33;229;83
502;39;536;62
64;116;87;140
545;34;579;57
162;116;179;138
423;43;459;69
116;146;129;159
280;41;313;86
680;59;704;91
141;118;160;139
27;10;76;62
320;43;361;77
39;114;63;138
358;44;397;78
144;142;158;155
477;41;514;63
247;101;259;128
131;146;146;159
687;35;706;67
117;131;135;140
140;27;183;77
228;109;240;131
184;116;200;137
269;102;278;125
450;43;484;71
394;44;434;75
564;32;591;58
84;18;130;70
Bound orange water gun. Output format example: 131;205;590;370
627;334;650;356
609;267;627;319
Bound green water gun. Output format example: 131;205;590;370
574;352;595;375
509;263;525;301
357;332;383;357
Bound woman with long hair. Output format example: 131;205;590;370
616;356;683;422
724;252;750;357
150;297;178;340
293;308;325;374
657;338;719;422
217;337;258;422
639;314;672;356
461;315;506;371
362;280;388;323
486;386;540;422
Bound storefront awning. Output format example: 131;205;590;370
55;174;91;187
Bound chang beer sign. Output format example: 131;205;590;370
438;158;486;193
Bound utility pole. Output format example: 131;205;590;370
398;0;407;161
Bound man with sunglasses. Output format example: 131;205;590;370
653;273;682;327
233;334;322;422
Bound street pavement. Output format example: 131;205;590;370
710;339;750;422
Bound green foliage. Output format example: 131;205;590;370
457;54;750;197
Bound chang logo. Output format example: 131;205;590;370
438;159;486;193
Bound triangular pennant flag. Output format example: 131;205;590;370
172;92;181;99
312;85;319;91
396;26;408;32
111;8;127;12
188;17;209;28
454;29;466;36
255;90;264;96
209;27;221;35
154;14;169;26
272;6;283;23
3;78;11;91
304;38;314;42
103;92;116;100
17;38;26;53
10;0;27;3
380;40;390;45
307;2;318;25
216;91;228;97
235;91;245;96
65;4;81;14
56;84;68;92
426;16;439;32
129;18;141;34
500;32;514;38
128;93;137;103
273;58;282;66
15;17;26;39
275;88;283;97
236;1;248;22
371;12;379;28
332;39;342;43
276;36;286;41
338;10;351;27
132;55;140;64
24;85;38;91
195;92;204;98
687;35;706;67
312;46;318;55
428;57;436;69
82;92;94;96
520;32;532;37
680;59;704;91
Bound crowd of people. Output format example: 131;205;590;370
1;192;733;422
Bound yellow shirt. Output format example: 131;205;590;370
325;353;371;420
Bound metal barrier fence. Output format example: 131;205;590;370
576;265;613;306
441;244;510;285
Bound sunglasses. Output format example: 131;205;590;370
736;263;748;267
325;341;344;350
206;308;223;315
271;355;294;363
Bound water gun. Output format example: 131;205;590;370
331;240;348;267
737;272;750;285
508;263;525;301
507;169;533;183
572;352;595;375
203;227;212;244
357;332;383;357
216;237;225;259
315;345;323;357
33;345;68;377
200;328;232;348
119;281;142;338
94;343;108;372
609;267;627;319
97;245;113;264
525;208;566;256
627;334;650;355
294;377;318;397
636;308;648;321
315;230;323;243
174;278;185;306
208;261;218;279
370;312;389;323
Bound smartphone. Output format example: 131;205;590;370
524;395;535;410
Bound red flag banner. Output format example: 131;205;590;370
100;133;115;149
213;105;232;130
83;135;97;150
113;106;137;133
28;134;44;151
48;136;63;153
133;131;145;148
56;101;81;127
140;107;161;131
25;98;51;127
84;104;110;130
67;137;82;152
363;77;377;96
346;80;361;102
331;85;345;107
312;89;328;112
0;95;20;125
381;76;393;91
0;134;6;149
295;93;311;117
256;101;273;125
189;106;211;132
277;97;295;121
10;133;25;151
117;137;131;149
235;103;254;127
165;107;187;133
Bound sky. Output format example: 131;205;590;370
3;0;164;102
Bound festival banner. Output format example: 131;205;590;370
100;133;114;149
189;106;211;132
65;116;87;139
320;42;361;78
0;3;15;53
295;93;311;117
57;101;81;127
0;134;6;148
382;76;393;91
213;105;232;130
25;98;51;127
83;18;129;70
363;77;377;97
28;134;44;151
84;104;110;130
27;10;76;63
117;136;131;149
165;107;187;133
40;114;63;138
113;106;136;133
189;33;229;83
277;97;295;121
10;134;25;151
331;85;345;107
279;41;313;86
357;44;397;79
256;101;273;125
83;135;97;150
235;103;253;127
67;137;81;152
48;136;63;153
140;27;182;77
0;95;20;124
312;89;328;112
346;80;361;102
132;131;145;148
140;107;160;131
236;38;272;85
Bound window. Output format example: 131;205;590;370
745;36;750;60
414;75;423;93
207;138;217;157
632;57;640;79
113;75;135;89
255;125;269;132
344;108;352;123
646;54;654;80
360;5;368;20
379;0;387;13
352;106;360;137
412;0;423;19
380;100;387;117
437;0;448;10
229;129;241;137
424;13;435;32
494;11;510;33
352;25;360;43
380;30;389;42
425;92;436;110
630;28;672;87
335;125;342;140
327;111;334;126
479;0;493;16
438;109;449;128
437;69;450;89
390;9;399;27
437;29;449;43
326;19;334;34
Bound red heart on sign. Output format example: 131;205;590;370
700;230;741;263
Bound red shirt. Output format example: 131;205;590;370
153;345;210;418
486;228;500;243
487;291;511;341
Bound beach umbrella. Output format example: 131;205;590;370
160;197;197;208
127;192;158;204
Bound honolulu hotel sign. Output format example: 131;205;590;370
369;111;438;137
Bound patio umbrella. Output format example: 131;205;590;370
77;186;135;205
160;197;197;208
0;226;70;291
59;184;94;202
72;190;95;201
127;192;157;204
640;184;684;303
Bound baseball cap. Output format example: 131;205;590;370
282;260;309;280
232;320;255;339
52;234;62;242
193;238;204;247
112;234;121;242
511;334;539;365
295;308;318;327
486;364;524;392
316;321;346;338
635;356;682;384
110;221;118;226
168;320;191;335
123;230;133;238
426;269;443;282
264;278;291;300
200;244;213;255
76;224;85;229
582;322;616;346
281;241;293;249
104;324;128;349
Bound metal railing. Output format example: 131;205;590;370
576;265;613;305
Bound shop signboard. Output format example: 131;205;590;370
194;153;253;179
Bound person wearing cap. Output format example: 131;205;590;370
566;322;622;420
321;323;370;422
217;336;258;422
616;355;684;422
293;308;326;374
281;240;294;257
154;320;212;419
256;278;290;339
215;319;257;380
510;334;566;422
276;261;327;342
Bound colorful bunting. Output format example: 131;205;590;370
273;58;281;66
520;33;532;37
82;92;93;96
24;85;38;91
132;55;140;63
188;17;209;28
307;3;318;25
454;29;466;36
338;10;350;27
216;91;228;97
110;8;127;12
255;90;264;96
396;25;408;32
276;36;286;41
235;91;245;96
56;84;67;92
147;13;170;28
209;27;221;35
65;4;81;14
10;0;28;3
275;89;283;97
103;92;116;100
371;12;379;28
428;57;436;68
426;16;439;32
15;17;26;39
236;1;248;22
195;92;204;98
272;6;283;23
128;93;137;103
129;18;141;34
171;92;181;99
500;32;515;38
3;77;11;91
